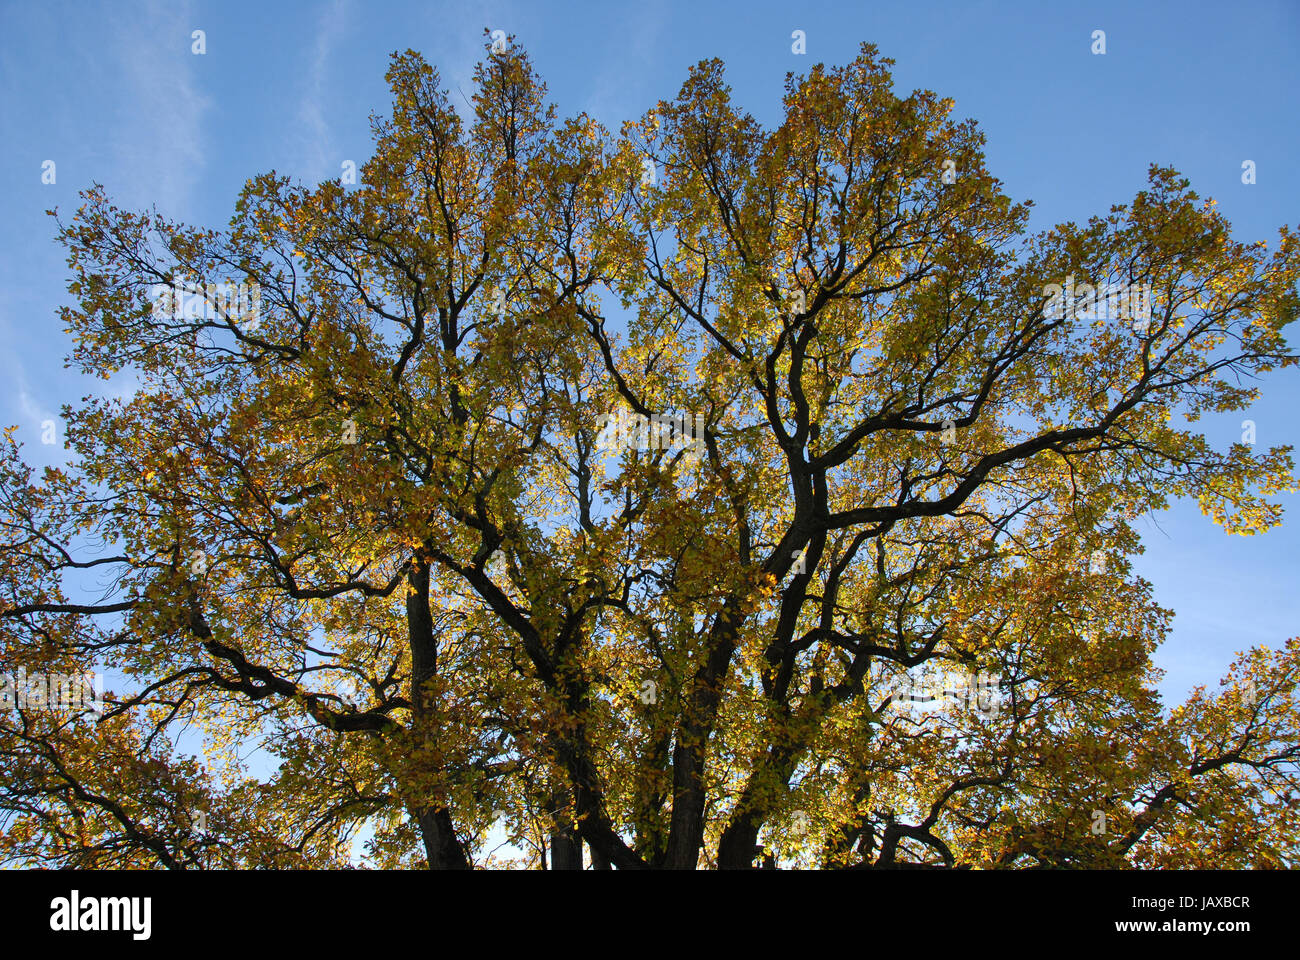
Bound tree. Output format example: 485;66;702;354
2;37;1299;869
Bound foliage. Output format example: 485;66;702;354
2;38;1298;869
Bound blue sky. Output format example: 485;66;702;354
2;0;1298;708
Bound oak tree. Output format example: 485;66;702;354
3;38;1299;869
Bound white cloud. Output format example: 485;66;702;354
297;0;351;183
421;0;509;120
16;385;53;428
7;361;63;457
580;5;665;125
105;0;212;218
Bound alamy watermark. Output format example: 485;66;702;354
1043;274;1152;330
594;408;705;465
50;890;151;940
1;668;104;714
151;276;262;330
886;664;1005;723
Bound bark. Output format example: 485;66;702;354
407;559;471;869
549;784;583;870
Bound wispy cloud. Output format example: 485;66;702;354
421;0;507;120
7;358;64;460
297;0;351;183
581;5;666;126
106;0;212;217
16;385;52;428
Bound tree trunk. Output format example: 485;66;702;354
408;559;471;869
548;784;583;869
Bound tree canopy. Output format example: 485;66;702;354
3;38;1299;869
